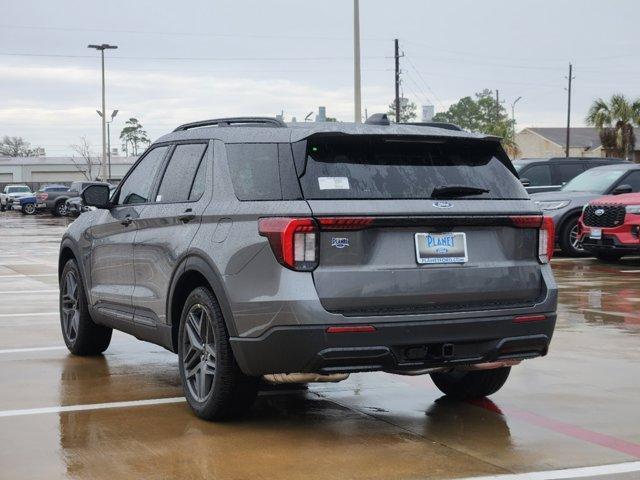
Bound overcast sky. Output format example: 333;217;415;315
1;0;638;156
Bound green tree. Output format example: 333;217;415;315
387;97;417;123
586;94;640;161
119;118;150;156
433;89;517;156
0;136;43;157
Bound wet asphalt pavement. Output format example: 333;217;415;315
0;211;639;480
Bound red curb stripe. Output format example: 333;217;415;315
469;398;640;459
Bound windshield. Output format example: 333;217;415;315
513;163;526;173
561;169;625;193
297;136;526;200
7;186;30;193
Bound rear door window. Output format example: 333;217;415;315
521;165;552;187
297;136;526;200
156;143;207;203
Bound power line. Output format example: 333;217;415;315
402;53;445;110
0;24;390;42
0;52;388;62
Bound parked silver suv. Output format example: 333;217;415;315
59;116;558;420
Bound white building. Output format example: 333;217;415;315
0;156;136;188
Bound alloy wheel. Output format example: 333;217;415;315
61;270;80;343
23;204;36;215
57;203;68;216
182;304;216;402
570;223;584;252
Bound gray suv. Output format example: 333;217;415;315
58;116;558;420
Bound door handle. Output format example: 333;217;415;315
120;215;132;227
178;209;196;223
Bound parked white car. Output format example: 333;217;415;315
0;185;33;212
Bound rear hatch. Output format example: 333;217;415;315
295;134;545;316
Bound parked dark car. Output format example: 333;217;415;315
514;157;627;194
16;195;38;215
530;163;640;256
59;115;557;421
37;181;108;216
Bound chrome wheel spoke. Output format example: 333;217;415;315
61;271;79;343
182;303;216;402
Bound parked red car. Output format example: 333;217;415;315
578;192;640;261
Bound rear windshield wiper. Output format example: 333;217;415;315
431;185;490;199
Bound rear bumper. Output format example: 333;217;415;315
230;313;556;376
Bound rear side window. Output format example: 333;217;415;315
156;143;207;203
522;165;551;186
297;136;527;200
226;144;281;200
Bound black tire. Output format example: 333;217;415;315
0;203;5;212
22;203;36;215
178;286;259;421
59;259;112;355
53;201;68;217
559;216;586;257
430;367;511;399
595;251;623;262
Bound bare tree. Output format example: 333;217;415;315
69;137;98;180
0;136;44;157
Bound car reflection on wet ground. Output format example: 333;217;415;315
0;211;639;480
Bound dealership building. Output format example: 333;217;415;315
0;156;136;189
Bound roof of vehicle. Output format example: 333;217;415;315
590;192;640;205
42;184;68;189
587;163;640;172
156;117;498;145
4;184;30;188
514;157;627;164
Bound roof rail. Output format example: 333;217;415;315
173;117;286;132
404;122;464;131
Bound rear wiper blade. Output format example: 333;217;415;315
431;185;490;198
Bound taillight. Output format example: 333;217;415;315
38;192;48;201
539;216;555;263
510;215;554;263
258;217;318;271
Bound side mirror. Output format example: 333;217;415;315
81;184;111;209
520;178;531;187
612;184;632;195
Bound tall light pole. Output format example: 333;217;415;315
88;43;117;180
353;0;362;123
511;96;522;136
565;63;574;158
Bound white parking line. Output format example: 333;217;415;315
0;312;58;317
0;274;57;278
0;397;186;418
0;290;58;294
0;346;66;354
462;461;640;480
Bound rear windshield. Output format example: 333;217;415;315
297;136;526;200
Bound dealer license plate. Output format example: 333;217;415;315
415;232;468;264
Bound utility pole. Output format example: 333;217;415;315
353;0;362;123
88;43;118;180
395;38;401;123
565;63;574;158
495;89;500;123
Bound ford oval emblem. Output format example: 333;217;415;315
594;209;605;216
433;201;454;209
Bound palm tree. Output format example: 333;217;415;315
586;94;640;161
